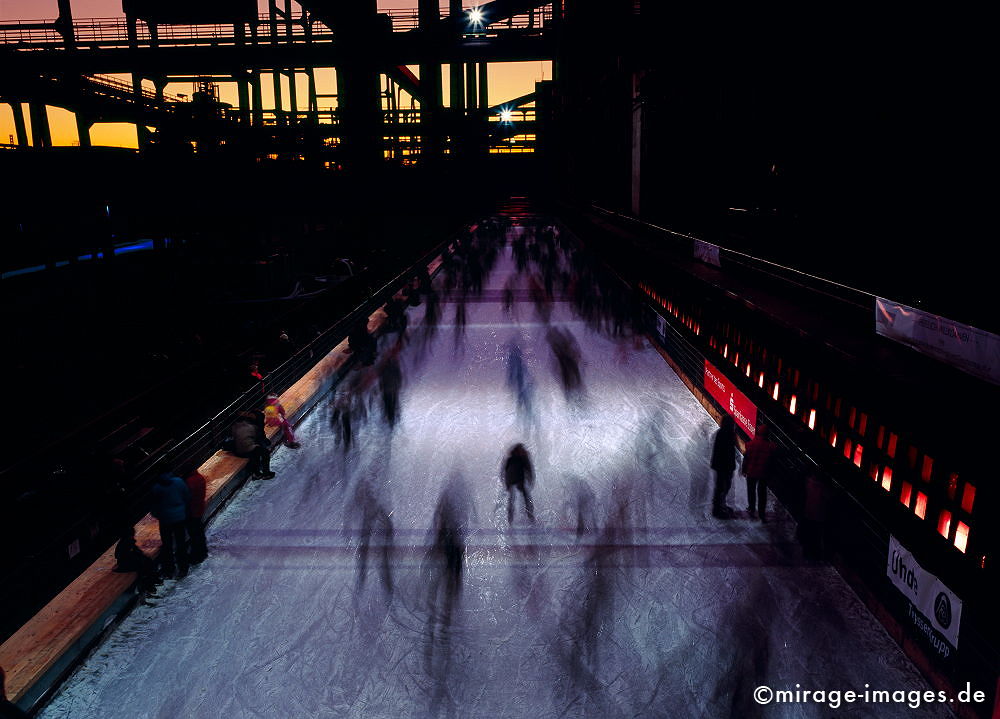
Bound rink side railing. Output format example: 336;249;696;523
0;227;461;713
559;207;997;719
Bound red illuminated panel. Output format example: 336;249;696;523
843;438;853;459
848;407;856;428
877;426;885;449
830;430;838;448
887;433;898;458
900;481;912;507
915;492;928;519
808;409;816;430
789;395;797;415
745;364;751;377
937;510;952;539
854;444;864;467
758;372;765;388
961;484;976;513
703;360;758;438
869;464;879;481
723;344;728;359
954;522;970;553
881;466;892;491
921;456;934;482
772;382;780;401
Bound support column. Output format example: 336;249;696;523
235;24;252;124
10;102;28;146
287;70;298;120
237;73;251;124
630;72;643;216
75;113;92;147
449;0;464;114
418;0;442;161
465;63;478;111
478;62;488;110
28;103;51;148
332;0;384;175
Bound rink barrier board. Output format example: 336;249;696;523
557;206;995;718
637;276;994;719
0;251;448;712
648;324;992;719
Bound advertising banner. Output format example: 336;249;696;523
704;360;757;438
693;240;721;268
875;298;1000;385
887;536;963;653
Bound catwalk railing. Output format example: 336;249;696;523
0;224;460;647
591;204;874;314
565;205;998;718
0;5;554;49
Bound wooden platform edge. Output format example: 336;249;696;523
0;257;442;711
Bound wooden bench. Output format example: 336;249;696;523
0;307;399;711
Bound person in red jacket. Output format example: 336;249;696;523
185;471;208;564
742;423;779;522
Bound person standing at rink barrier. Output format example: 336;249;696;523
0;667;30;719
711;416;738;519
184;470;208;564
503;444;535;524
150;472;190;579
264;392;300;449
742;423;779;522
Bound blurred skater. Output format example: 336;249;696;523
379;345;403;428
424;481;469;665
184;470;209;564
711;416;738;519
547;327;583;399
503;444;535;524
506;342;534;419
331;370;370;451
355;480;394;596
569;476;597;539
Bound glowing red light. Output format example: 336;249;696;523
954;522;969;553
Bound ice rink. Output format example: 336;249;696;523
39;221;952;718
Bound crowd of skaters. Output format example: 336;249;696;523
95;214;813;712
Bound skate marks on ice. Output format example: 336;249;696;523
39;231;951;719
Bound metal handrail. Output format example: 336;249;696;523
0;5;554;47
591;204;875;312
151;228;459;481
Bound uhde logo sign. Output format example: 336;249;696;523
887;536;963;651
890;550;919;595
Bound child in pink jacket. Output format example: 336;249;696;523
264;393;300;448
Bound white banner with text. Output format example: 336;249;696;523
875;298;1000;385
887;536;963;650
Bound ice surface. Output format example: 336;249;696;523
38;227;953;718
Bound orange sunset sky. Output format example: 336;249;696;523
0;0;550;148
